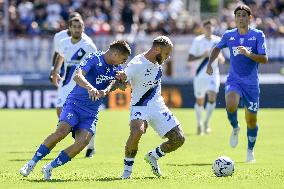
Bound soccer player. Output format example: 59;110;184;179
188;19;225;135
19;40;131;181
206;4;268;162
51;14;97;158
121;36;185;179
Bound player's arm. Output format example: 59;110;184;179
188;52;209;62
73;68;99;101
206;46;221;75
237;46;268;64
50;54;64;87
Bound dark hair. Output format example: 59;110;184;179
68;17;84;27
110;40;131;55
152;36;173;48
69;12;82;19
203;19;212;26
234;4;251;16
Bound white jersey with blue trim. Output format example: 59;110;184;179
53;29;93;53
57;36;97;89
189;34;221;78
125;54;165;107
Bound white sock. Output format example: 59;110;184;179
194;103;204;127
87;135;95;150
124;157;134;172
150;146;165;160
205;102;216;126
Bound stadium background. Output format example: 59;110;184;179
0;0;283;109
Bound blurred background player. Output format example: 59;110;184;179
206;4;268;162
50;16;97;158
188;19;225;135
19;40;131;181
121;36;185;179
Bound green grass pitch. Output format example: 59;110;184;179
0;109;283;189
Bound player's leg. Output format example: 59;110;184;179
56;107;62;118
195;98;205;135
245;108;258;162
42;129;93;180
204;90;217;134
19;121;71;177
225;91;241;148
193;78;206;135
145;107;185;177
85;134;96;158
243;85;260;163
122;119;147;179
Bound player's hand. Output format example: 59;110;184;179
206;64;213;75
115;71;127;82
51;72;62;88
237;46;250;56
88;87;99;101
97;90;107;99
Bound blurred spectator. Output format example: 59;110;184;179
0;0;284;37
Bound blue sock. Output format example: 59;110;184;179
50;151;71;168
226;109;239;129
247;125;258;150
32;144;50;163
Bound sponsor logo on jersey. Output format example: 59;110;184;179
229;37;235;41
232;46;252;56
248;36;256;41
96;75;115;84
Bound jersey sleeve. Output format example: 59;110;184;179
56;39;64;57
53;34;60;53
257;31;267;55
216;32;228;49
79;53;96;74
125;62;139;82
188;38;199;55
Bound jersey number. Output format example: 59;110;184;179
248;102;258;111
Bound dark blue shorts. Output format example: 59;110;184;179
59;103;98;135
225;81;260;113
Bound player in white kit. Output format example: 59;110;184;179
50;16;97;158
188;20;225;135
121;36;185;179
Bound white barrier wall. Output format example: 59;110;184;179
0;36;283;78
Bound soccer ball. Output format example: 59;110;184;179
212;156;234;177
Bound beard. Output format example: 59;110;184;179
156;53;163;64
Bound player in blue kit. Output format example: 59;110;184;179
206;4;268;163
19;40;131;180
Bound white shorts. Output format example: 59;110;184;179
130;104;180;137
193;76;220;98
56;83;76;107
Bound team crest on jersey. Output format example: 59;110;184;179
239;38;244;45
71;48;86;61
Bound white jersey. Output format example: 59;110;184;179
53;29;93;53
55;36;97;107
125;54;164;107
189;34;221;78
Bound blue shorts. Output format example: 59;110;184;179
225;81;260;113
59;103;98;135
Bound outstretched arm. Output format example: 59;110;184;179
206;47;221;75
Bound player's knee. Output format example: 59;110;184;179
130;125;144;136
226;104;237;113
75;139;89;149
